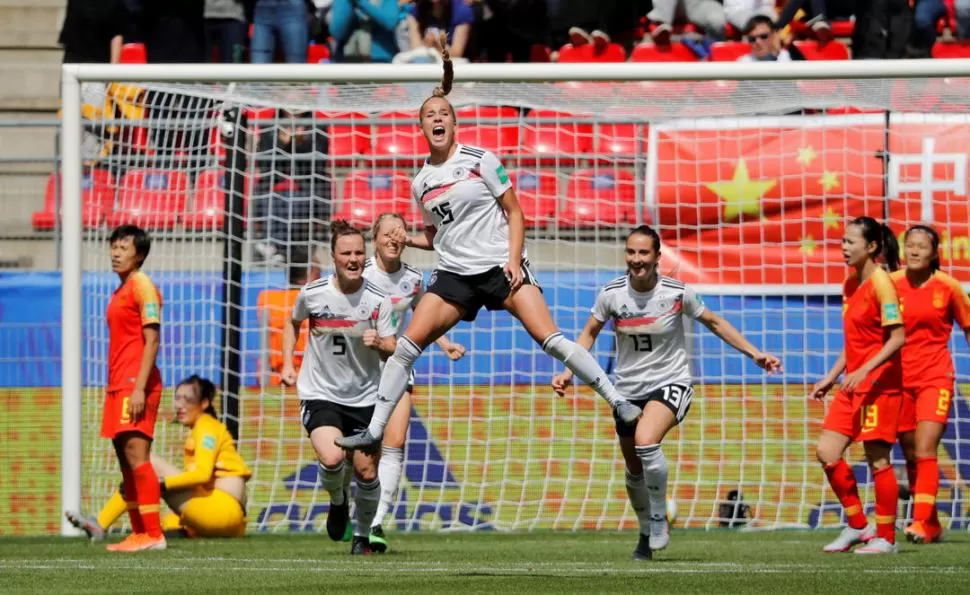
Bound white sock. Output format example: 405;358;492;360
542;332;621;406
373;446;404;528
367;338;423;437
636;444;668;524
354;477;381;537
319;461;346;505
625;469;651;535
342;458;353;495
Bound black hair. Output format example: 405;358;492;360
109;225;151;265
849;216;899;272
744;15;775;35
904;224;941;271
330;219;364;253
627;225;662;252
288;245;312;286
178;374;217;417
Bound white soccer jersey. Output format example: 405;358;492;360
411;144;526;275
292;275;395;407
591;275;707;399
362;256;424;336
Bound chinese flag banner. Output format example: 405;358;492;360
650;114;970;285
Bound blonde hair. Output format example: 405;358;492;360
371;212;407;244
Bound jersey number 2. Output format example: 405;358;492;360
431;201;454;225
631;334;653;352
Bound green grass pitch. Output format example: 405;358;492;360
1;530;968;593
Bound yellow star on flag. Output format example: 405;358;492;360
818;170;840;192
705;159;777;221
797;146;817;168
822;207;841;231
800;234;818;256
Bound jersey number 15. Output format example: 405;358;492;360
431;201;454;225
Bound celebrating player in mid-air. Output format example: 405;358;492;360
892;225;970;544
551;226;781;560
812;217;904;554
337;34;640;452
281;221;397;555
362;212;467;552
100;225;166;552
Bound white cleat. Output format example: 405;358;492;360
648;516;669;551
65;510;105;542
854;537;897;554
823;523;875;553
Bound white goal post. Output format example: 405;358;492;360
60;60;970;536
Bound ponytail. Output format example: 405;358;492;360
880;224;899;272
432;31;453;98
849;216;898;271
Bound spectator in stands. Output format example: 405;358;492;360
738;15;804;61
251;109;331;264
958;0;970;38
405;0;475;58
723;0;776;37
251;0;309;63
59;0;128;64
852;0;911;59
329;0;402;62
908;0;947;57
126;0;207;63
467;0;548;62
548;0;643;53
204;0;249;63
648;0;726;46
774;0;846;44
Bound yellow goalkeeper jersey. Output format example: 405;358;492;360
163;413;252;496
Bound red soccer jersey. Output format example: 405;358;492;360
842;267;903;393
106;270;162;392
892;269;970;388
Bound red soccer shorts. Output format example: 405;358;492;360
899;385;953;432
823;389;902;443
100;388;162;439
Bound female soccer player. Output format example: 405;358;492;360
336;35;641;452
892;225;970;544
66;376;252;540
362;212;466;552
281;221;397;555
100;225;166;552
812;217;905;554
550;226;781;560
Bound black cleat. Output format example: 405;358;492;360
632;533;653;561
335;429;381;451
369;524;388;553
351;535;371;555
326;499;350;542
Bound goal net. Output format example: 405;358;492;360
61;63;970;535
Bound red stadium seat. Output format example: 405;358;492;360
709;41;750;62
368;111;424;165
307;43;330;63
507;169;559;227
831;20;854;37
319;111;369;164
932;41;970;58
530;44;552;62
594;121;643;158
32;170;114;230
630;42;699;62
556;43;626;62
108;169;189;230
182;169;248;230
519;109;594;164
455;106;519;121
794;40;849;60
119;43;147;64
336;170;419;229
559;168;637;227
455;106;521;154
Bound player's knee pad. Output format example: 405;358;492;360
540;332;572;361
391;336;423;369
635;444;665;472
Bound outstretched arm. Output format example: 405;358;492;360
696;309;781;372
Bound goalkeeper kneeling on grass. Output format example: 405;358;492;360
67;376;252;540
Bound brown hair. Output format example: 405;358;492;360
330;219;364;253
420;32;455;119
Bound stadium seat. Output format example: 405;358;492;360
336;170;419;229
182;169;248;230
630;42;699;62
32;170;114;230
519;109;594;164
556;43;626;62
368;111;424;165
455;105;521;154
831;20;854;37
108;169;189;230
932;41;970;58
319;111;369;164
507;169;559;227
794;40;850;60
119;43;147;64
709;41;750;62
455;106;520;121
559;168;637;227
530;44;552;62
594;119;643;158
307;43;330;63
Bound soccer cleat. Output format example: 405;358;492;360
854;537;897;554
632;533;652;561
327;499;350;542
369;524;388;553
350;535;371;555
823;523;875;553
343;522;353;542
905;521;942;544
335;429;381;451
65;511;105;543
648;516;669;551
613;400;642;426
106;533;167;552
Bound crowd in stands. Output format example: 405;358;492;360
58;0;970;66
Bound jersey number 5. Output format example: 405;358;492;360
431;201;454;225
631;334;653;352
333;336;347;355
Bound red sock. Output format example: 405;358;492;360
121;467;144;534
823;460;867;530
132;463;163;538
913;456;939;524
873;465;898;543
